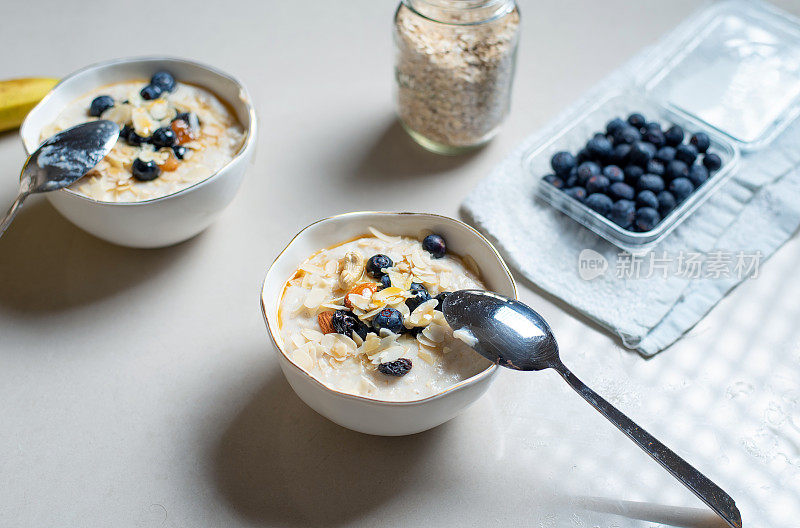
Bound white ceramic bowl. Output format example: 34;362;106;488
260;212;517;436
19;57;257;248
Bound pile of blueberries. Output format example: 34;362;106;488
88;71;199;182
542;113;723;232
323;234;451;377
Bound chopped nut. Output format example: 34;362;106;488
344;282;378;309
317;311;336;334
338;251;365;290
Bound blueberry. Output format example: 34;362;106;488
366;254;393;278
543;174;564;189
675;144;698;165
378;274;392;290
564;169;579;188
586;135;613;161
422;234;446;259
331;310;371;340
655;146;676;163
703;153;722;171
586;175;610;194
624;164;644;183
609;144;631;166
635;207;660;232
406;283;431;312
608;182;635;201
669;177;694;202
609;199;636;228
150;71;176;93
120;125;148;146
140;84;163;100
613;125;640;146
606;117;626;136
378;358;412;377
372;307;404;333
666;160;689;180
576;148;592;164
657;191;677;216
636;190;659;210
642;128;666;148
433;291;451;311
627;113;646;128
172;145;188;160
89;95;114;117
585;193;613;216
630;141;656;167
688;164;709;187
151;127;177;148
576;161;601;184
602;165;624;183
564;187;587;202
643;121;662;133
637;174;665;193
551;152;576;176
646;159;665;176
131;158;161;181
664;125;684;147
690;132;711;153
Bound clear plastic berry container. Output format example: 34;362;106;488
526;93;739;253
524;0;800;253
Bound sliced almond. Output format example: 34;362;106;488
317;311;336;334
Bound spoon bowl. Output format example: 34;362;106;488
0;120;119;237
442;289;742;528
442;289;559;371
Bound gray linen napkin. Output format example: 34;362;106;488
462;1;800;356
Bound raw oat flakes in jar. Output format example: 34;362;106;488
394;0;520;154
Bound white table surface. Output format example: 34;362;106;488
2;1;799;527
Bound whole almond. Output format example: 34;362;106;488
317;311;336;334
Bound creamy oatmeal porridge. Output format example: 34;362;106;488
40;71;244;202
278;228;492;401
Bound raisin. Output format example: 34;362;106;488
331;310;371;340
378;358;412;377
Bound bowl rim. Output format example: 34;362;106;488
260;211;518;407
19;55;258;207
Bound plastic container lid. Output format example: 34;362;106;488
643;0;800;151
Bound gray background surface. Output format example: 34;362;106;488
1;1;799;526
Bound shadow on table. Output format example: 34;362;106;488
212;370;443;527
575;496;730;528
349;118;483;183
0;198;202;314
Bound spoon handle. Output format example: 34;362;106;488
0;190;28;238
552;361;741;528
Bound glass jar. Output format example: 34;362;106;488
393;0;520;155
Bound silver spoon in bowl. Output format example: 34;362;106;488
441;289;741;528
0;120;120;238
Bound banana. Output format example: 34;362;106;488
0;77;59;132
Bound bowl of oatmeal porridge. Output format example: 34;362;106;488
19;57;256;248
261;212;516;435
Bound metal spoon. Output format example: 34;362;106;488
0;120;119;238
442;289;742;528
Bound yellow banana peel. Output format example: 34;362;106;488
0;77;59;132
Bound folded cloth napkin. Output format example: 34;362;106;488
462;0;800;356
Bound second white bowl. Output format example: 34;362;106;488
19;57;257;248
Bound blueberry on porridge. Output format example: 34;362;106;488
40;71;244;202
278;227;492;401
